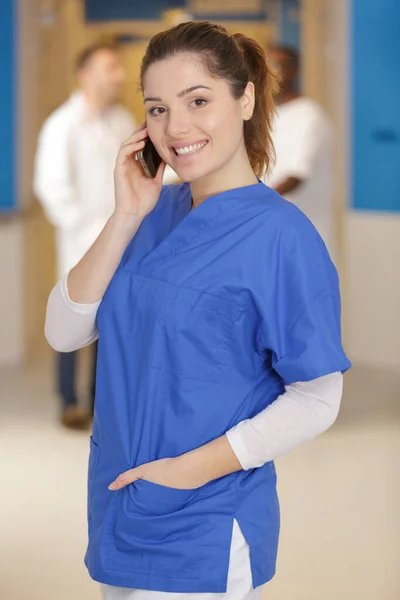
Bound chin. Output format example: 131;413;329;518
173;164;215;184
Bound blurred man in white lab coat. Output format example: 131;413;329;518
264;45;335;258
34;43;135;429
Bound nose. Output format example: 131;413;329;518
165;109;190;139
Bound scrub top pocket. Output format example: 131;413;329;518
129;479;200;513
110;480;202;579
152;286;238;383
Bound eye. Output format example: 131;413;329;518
191;98;207;108
149;106;166;117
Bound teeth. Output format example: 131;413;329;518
175;142;207;156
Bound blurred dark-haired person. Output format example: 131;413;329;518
34;44;136;429
264;45;335;258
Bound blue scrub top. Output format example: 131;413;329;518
85;182;351;593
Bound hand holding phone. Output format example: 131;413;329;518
114;125;165;220
137;137;163;179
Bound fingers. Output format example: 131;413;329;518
108;468;141;491
121;125;148;148
115;139;146;168
116;124;150;168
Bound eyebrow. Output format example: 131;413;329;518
144;85;212;103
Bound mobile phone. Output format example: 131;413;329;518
137;138;162;179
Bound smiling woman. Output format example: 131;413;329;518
44;19;350;600
140;22;278;191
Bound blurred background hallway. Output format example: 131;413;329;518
1;1;400;598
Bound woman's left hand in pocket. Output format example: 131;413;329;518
108;435;242;492
108;455;205;491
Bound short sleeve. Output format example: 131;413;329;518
259;211;351;384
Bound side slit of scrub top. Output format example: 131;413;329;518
85;182;351;593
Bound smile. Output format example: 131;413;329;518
172;141;208;156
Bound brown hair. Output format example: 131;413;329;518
140;22;279;177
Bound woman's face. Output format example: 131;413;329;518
142;53;254;183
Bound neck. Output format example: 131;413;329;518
190;144;258;208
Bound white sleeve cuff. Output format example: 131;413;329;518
60;272;102;314
226;423;257;471
226;372;343;471
45;274;100;352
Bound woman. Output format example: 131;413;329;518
45;21;351;600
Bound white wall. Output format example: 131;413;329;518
0;221;24;365
346;213;400;370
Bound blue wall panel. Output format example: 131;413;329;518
85;0;186;21
279;0;300;50
351;0;400;211
0;0;16;212
85;0;267;22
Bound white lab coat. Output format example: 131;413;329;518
263;97;335;258
34;92;136;279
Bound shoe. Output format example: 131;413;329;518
61;406;90;430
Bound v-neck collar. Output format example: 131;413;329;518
140;181;266;275
181;180;264;211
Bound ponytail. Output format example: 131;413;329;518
233;34;279;177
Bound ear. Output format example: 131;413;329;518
240;81;255;121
